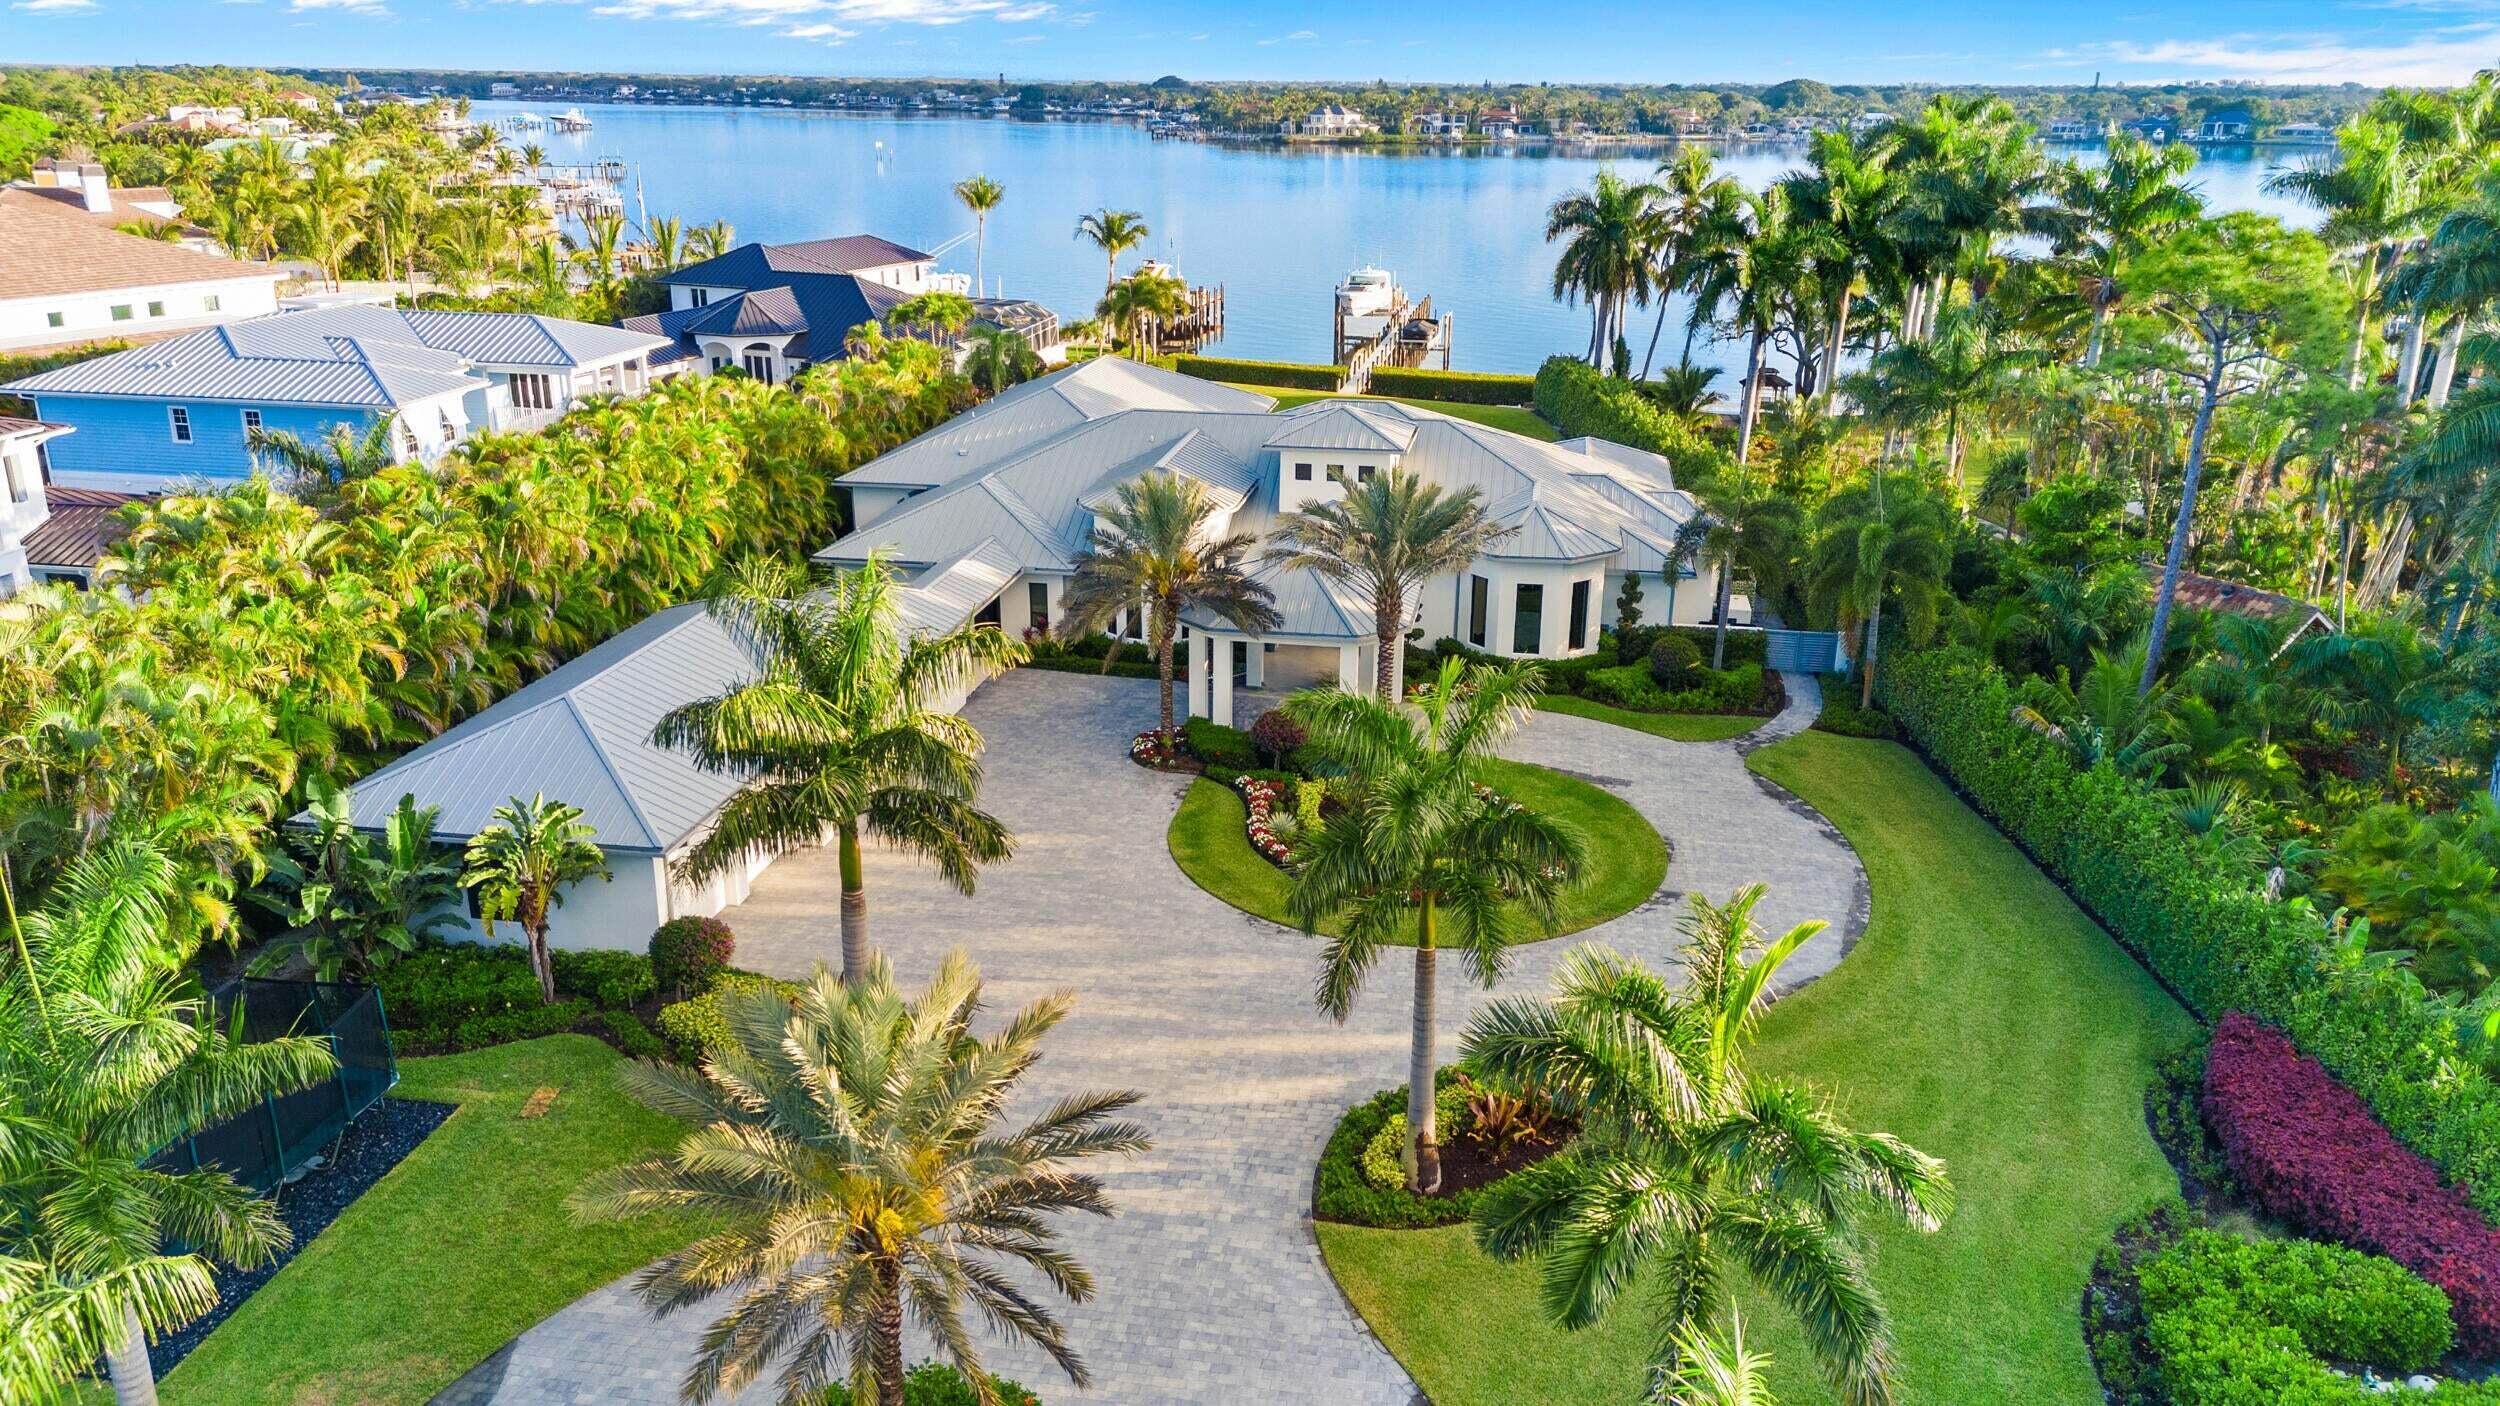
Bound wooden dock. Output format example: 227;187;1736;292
1140;283;1226;355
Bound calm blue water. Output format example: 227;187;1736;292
475;101;2326;378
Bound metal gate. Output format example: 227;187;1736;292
1760;629;1850;675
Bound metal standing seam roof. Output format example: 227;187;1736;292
2;306;666;408
1079;430;1258;517
892;538;1024;634
327;602;766;853
1263;401;1418;453
659;236;937;288
1183;556;1376;641
840;357;1276;489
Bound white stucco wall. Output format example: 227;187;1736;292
0;273;281;351
1418;558;1609;657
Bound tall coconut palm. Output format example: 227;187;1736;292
653;553;1023;985
1546;166;1668;369
1640;147;1747;380
2050;135;2203;366
1807;471;1952;709
1074;208;1150;298
0;833;336;1406
284;201;365;292
1268;468;1510;701
1096;267;1190;357
1060;473;1280;755
1463;888;1951;1406
1850;304;2036;486
1284;661;1588;1194
953;173;1004;295
1689;186;1825;465
1780;129;1898;399
460;793;611;1004
368;166;430;298
571;211;626;301
572;951;1149;1406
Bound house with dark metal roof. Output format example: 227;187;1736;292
0;304;668;493
625;234;1061;383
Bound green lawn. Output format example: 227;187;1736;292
1317;732;2194;1406
1168;757;1668;945
163;1036;697;1406
1536;693;1763;743
1233;386;1560;442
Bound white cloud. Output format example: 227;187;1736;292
11;0;99;12
995;1;1050;17
1285;26;1312;37
2075;25;2500;84
784;19;852;37
291;0;391;12
593;0;1027;23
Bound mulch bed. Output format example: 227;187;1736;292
148;1096;457;1376
1427;1125;1575;1198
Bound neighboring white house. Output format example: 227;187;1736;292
819;357;1723;728
0;416;75;594
1413;111;1469;138
1284;104;1379;138
0;188;282;352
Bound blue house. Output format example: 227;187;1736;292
626;235;1060;384
1;304;668;493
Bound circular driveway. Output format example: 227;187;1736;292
431;668;1863;1406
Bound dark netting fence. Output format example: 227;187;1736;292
147;979;397;1195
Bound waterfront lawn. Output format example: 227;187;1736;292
1240;387;1559;442
162;1036;696;1406
1168;756;1666;945
1317;732;2194;1405
1535;692;1760;743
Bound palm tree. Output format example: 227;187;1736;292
572;951;1149;1406
652;553;1024;985
1690;186;1825;465
571;211;626;301
1463;889;1950;1406
1658;1312;1780;1406
1850;304;2036;486
0;833;336;1406
953;173;1004;295
1546;166;1668;369
1074;208;1150;298
368;167;429;298
962;326;1043;394
1269;468;1510;701
1284;661;1588;1193
2053;135;2203;366
1639;147;1747;380
248;419;400;506
1780;129;1897;400
2266;114;2431;388
690;219;735;263
460;793;612;1004
1096;267;1190;357
115;219;183;242
284;201;364;292
646;214;684;272
1807;471;1952;708
1059;474;1279;755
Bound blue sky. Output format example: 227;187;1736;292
5;0;2495;88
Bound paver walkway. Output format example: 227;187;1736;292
431;670;1863;1406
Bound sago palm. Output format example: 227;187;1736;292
0;833;336;1406
1284;660;1587;1193
652;553;1025;985
460;793;611;1004
572;951;1150;1406
1268;468;1510;701
1059;474;1279;755
1462;887;1951;1406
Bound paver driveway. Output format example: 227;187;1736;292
431;669;1864;1406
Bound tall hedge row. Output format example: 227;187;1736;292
1532;356;1733;488
1877;647;2500;1220
1365;366;1537;405
1169;355;1341;391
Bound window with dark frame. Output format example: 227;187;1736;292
1027;581;1048;630
241;409;262;436
146;301;164;318
110;305;133;321
1568;579;1592;650
1513;583;1544;655
1295;462;1312;481
1467;574;1488;648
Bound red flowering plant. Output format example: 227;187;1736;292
1233;774;1296;866
1130;729;1190;771
2204;1011;2500;1357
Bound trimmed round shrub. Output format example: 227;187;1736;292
655;970;800;1061
1648;633;1705;690
903;1362;1040;1406
649;916;734;998
1249;708;1305;766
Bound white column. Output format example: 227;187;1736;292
1245;640;1266;689
1336;643;1365;692
1187;631;1212;720
1211;634;1235;728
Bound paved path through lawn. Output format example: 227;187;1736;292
431;670;1863;1406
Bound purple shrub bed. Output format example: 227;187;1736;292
2205;1011;2500;1358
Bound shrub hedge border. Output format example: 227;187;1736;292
1878;646;2500;1222
1365;366;1538;405
1169;355;1340;391
1532;356;1734;487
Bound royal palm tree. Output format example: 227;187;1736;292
1075;207;1150;298
0;833;336;1406
2268;114;2432;388
1807;471;1952;708
1060;474;1279;756
653;553;1022;984
1269;469;1510;701
1546;166;1668;369
954;173;1004;294
2052;135;2203;366
1284;661;1588;1193
460;793;611;1004
1463;888;1951;1406
573;951;1149;1406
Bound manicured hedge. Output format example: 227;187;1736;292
377;941;657;1054
1170;355;1341;391
2135;1229;2466;1404
1533;356;1732;488
1316;1079;1544;1228
1366;366;1537;405
1879;646;2500;1224
1181;716;1258;772
2205;1012;2500;1356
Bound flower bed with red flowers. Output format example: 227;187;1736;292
2205;1011;2500;1358
1129;729;1197;772
1232;774;1296;866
